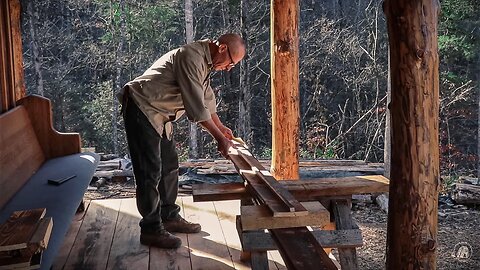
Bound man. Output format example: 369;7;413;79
118;33;246;249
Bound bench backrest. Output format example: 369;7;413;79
0;106;46;209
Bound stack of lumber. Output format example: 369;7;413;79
0;209;53;270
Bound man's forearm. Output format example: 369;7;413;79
199;118;226;142
211;113;223;129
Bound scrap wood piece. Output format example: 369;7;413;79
240;201;330;230
270;227;338;270
0;208;46;252
228;144;307;217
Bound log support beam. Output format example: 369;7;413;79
270;0;300;180
384;0;440;269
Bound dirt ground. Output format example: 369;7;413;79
85;180;479;270
353;203;480;269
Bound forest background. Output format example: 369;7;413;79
19;0;479;181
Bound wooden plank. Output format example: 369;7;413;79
332;200;358;270
192;175;389;202
0;106;45;209
149;197;191;270
229;154;292;216
213;200;250;270
182;196;235;269
235;147;306;213
107;198;149;270
52;200;91;270
28;217;53;253
229;150;307;217
283;175;389;199
270;228;338;270
230;146;307;215
193;183;249;202
63;199;121;270
240;201;329;230
0;208;46;251
240;228;363;251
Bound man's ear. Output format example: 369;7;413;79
218;43;227;53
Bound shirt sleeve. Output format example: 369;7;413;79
204;80;217;114
173;48;212;122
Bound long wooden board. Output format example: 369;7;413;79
270;227;338;270
193;175;390;202
228;145;307;217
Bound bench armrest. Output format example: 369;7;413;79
17;95;81;159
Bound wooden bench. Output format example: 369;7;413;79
0;95;99;270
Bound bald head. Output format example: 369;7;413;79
209;33;246;71
218;33;246;61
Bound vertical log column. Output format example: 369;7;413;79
270;0;300;180
0;0;25;113
384;0;440;269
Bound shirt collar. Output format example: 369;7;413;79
199;39;213;70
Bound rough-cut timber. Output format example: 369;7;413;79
228;146;307;217
384;0;440;269
270;0;300;180
192;175;390;202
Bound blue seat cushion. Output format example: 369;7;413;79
0;152;99;270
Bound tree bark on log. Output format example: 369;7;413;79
270;0;300;180
384;0;440;269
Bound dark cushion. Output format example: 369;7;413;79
0;152;99;270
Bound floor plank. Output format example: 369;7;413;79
213;200;250;270
52;200;91;270
106;198;149;270
63;199;121;270
149;197;192;270
183;197;236;270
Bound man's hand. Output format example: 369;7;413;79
218;125;234;140
199;118;234;159
217;137;234;158
211;113;235;140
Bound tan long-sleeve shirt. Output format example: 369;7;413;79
118;39;216;138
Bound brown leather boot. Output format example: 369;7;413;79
163;216;201;233
140;230;182;249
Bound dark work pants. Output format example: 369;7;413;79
123;99;181;233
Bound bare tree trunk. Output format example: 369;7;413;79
477;53;480;182
27;1;44;96
271;0;300;180
384;0;440;269
113;0;127;155
238;0;251;142
185;0;199;159
384;48;391;179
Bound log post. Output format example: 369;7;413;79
384;0;440;269
270;0;300;180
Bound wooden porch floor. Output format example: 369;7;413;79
52;196;286;270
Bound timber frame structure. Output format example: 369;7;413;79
1;0;441;269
